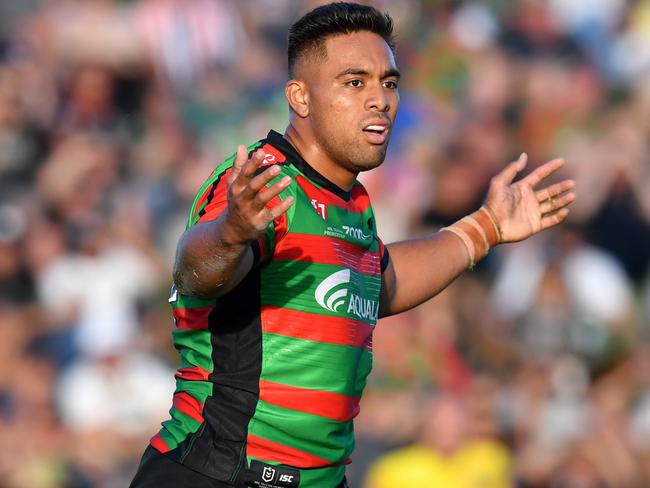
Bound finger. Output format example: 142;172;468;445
253;176;292;208
493;153;527;186
522;158;564;188
231;149;265;193
540;208;569;231
535;179;576;202
252;195;295;229
240;149;266;179
265;195;295;221
539;191;575;214
227;145;248;185
246;164;282;194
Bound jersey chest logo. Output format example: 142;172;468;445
314;269;379;322
315;269;350;312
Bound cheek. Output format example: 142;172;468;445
309;87;358;137
326;96;359;136
329;93;357;117
328;94;350;113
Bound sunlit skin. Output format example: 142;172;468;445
284;31;400;190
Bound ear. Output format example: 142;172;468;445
285;79;309;118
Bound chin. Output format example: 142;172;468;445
329;138;389;173
356;159;384;172
356;146;388;171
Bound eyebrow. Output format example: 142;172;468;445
335;67;401;80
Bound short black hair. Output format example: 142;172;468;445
287;2;395;78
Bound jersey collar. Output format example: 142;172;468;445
266;130;352;201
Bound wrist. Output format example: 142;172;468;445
219;214;251;248
440;206;502;269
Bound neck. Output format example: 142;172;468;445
283;121;357;191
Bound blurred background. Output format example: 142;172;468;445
1;0;650;486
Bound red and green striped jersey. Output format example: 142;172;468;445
150;130;389;487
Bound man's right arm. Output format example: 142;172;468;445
172;145;294;299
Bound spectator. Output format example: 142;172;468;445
364;394;512;488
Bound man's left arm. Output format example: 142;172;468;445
379;154;576;318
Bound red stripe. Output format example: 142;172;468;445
196;172;230;224
192;185;213;221
259;380;360;422
175;365;211;381
246;434;332;468
172;392;204;423
172;307;212;330
351;184;371;212
150;432;171;453
269;195;288;242
261;143;287;164
256;195;288;261
273;233;380;277
262;306;373;350
296;175;343;207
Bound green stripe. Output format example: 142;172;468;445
160;407;203;447
256;170;297;256
173;329;214;372
249;400;354;462
261;333;372;397
175;378;212;402
261;261;381;324
291;203;375;244
284;167;377;250
171;293;215;309
158;427;179;451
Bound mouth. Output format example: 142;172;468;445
362;122;390;145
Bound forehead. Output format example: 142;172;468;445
320;31;397;75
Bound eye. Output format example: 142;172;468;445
347;79;363;88
383;80;398;90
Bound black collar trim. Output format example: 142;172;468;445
266;130;351;201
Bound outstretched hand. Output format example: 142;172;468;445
485;153;575;243
221;145;294;246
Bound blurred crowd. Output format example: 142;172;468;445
1;0;650;487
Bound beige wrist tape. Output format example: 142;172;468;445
441;206;502;268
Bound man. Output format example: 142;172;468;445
364;395;512;488
131;3;575;488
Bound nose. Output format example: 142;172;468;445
365;83;390;112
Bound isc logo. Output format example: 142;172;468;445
255;462;299;487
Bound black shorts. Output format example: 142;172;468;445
130;445;349;488
130;445;239;488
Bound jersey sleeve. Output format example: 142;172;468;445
188;165;231;227
252;169;295;263
186;161;295;266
